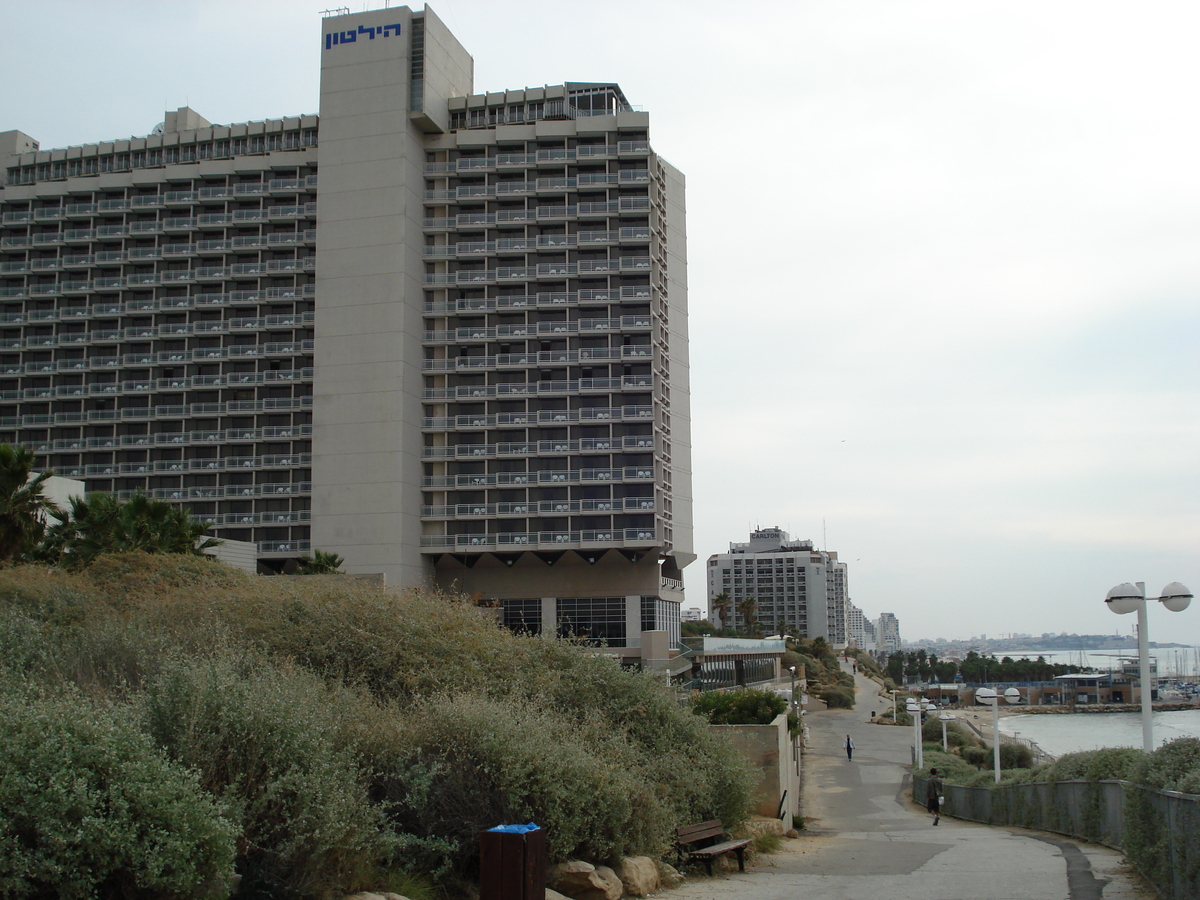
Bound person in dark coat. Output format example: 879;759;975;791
926;767;944;825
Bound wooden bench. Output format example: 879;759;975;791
675;820;751;876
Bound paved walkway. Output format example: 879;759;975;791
656;665;1150;900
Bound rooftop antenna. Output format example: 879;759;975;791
822;518;827;551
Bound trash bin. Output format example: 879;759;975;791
479;822;545;900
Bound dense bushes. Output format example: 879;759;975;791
0;554;753;897
0;683;236;899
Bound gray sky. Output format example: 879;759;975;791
3;1;1197;644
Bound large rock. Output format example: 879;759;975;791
546;861;622;900
658;862;685;888
614;857;660;897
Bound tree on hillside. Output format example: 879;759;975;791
296;550;345;574
736;596;758;635
40;492;220;568
711;592;732;629
0;444;59;563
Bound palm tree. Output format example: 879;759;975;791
41;491;220;568
711;591;732;629
736;596;758;636
0;444;59;563
296;549;345;574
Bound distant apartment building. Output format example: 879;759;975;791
876;612;901;654
706;526;852;642
845;601;866;649
0;4;691;654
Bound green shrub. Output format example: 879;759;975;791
691;688;787;725
1000;743;1033;770
387;692;672;871
814;684;854;709
916;749;977;784
139;650;396;897
0;684;236;899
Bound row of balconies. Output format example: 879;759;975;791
421;231;651;258
424;260;650;285
111;483;311;502
421;376;652;401
1;244;315;274
259;541;310;554
422;467;656;489
0;265;314;297
422;144;650;173
1;212;315;247
3;376;310;401
423;406;653;430
2;321;311;347
421;176;650;203
422;348;652;372
4;348;312;375
424;288;654;314
0;181;317;221
423;317;650;342
1;288;314;313
421;436;654;459
419;527;659;550
49;454;312;477
423;498;656;518
421;201;650;230
1;397;312;426
30;426;310;452
194;511;312;527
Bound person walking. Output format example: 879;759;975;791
845;734;855;761
926;767;944;825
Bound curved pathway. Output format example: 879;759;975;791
656;665;1150;900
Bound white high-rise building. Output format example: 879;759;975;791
706;527;848;641
0;6;692;653
876;612;901;654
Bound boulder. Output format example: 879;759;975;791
614;857;659;897
546;861;621;900
658;862;685;888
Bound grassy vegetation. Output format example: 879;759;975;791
0;554;753;899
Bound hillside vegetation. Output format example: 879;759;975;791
0;554;751;899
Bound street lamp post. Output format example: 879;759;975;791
1105;581;1193;753
939;713;955;751
975;687;1021;782
789;665;797;712
906;697;936;769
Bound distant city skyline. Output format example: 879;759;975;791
2;1;1196;643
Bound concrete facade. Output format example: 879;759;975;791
0;5;690;642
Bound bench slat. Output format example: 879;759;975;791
688;838;750;858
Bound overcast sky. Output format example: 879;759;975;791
3;1;1197;645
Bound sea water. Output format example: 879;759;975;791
988;646;1200;756
998;708;1200;757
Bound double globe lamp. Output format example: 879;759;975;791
1104;581;1192;754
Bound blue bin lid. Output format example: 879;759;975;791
487;822;540;833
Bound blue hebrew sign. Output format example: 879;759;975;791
325;23;401;49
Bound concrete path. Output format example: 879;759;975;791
656;665;1151;900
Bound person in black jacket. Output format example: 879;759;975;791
926;768;944;825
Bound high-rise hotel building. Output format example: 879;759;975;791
0;6;692;649
707;528;847;643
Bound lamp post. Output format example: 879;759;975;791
975;687;1020;782
888;689;899;722
906;697;936;769
1105;581;1193;753
939;713;955;751
788;665;797;712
